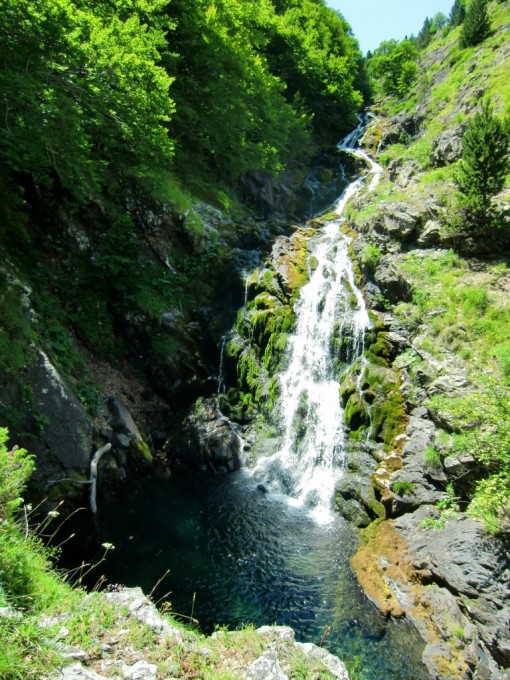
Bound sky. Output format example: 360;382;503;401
326;0;455;54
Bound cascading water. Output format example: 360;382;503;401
93;118;429;680
252;228;370;523
252;121;380;524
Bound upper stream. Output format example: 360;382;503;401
94;122;428;679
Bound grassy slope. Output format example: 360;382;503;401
354;0;510;524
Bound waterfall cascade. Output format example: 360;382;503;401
252;120;382;524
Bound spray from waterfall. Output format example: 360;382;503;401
252;119;382;524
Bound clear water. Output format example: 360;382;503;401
97;470;427;680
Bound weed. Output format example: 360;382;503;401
392;480;414;495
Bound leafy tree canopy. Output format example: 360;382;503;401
0;0;175;200
367;39;419;98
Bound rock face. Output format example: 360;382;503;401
18;350;93;505
396;509;510;678
166;397;243;473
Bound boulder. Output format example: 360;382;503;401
430;128;464;167
374;258;414;303
167;397;243;472
396;509;510;672
417;220;442;247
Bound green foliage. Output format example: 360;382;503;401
361;243;381;274
392;480;414;495
452;99;510;237
450;0;467;27
460;0;491;47
367;39;419;98
167;0;364;183
417;13;449;49
0;428;34;516
419;483;460;530
0;0;174;201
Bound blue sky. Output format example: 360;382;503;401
326;0;455;54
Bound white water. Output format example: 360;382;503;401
252;119;382;525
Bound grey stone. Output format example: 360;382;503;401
105;587;181;640
428;371;470;397
256;625;295;641
121;660;157;680
28;349;93;483
417;220;442;247
244;649;288;680
380;203;422;239
402;415;436;457
396;509;510;669
54;643;87;660
0;606;22;621
170;397;243;471
374;258;414;303
108;397;143;442
430;128;464;167
52;664;105;680
297;643;350;679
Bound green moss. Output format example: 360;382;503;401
134;439;153;464
344;393;370;432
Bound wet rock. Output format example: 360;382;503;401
167;397;243;472
270;229;311;299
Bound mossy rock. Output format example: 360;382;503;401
344;392;371;432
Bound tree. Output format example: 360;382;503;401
450;0;466;27
454;100;510;235
460;0;490;47
367;39;418;98
0;0;175;200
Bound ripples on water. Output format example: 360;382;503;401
97;470;428;680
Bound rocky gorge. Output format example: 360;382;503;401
2;2;510;679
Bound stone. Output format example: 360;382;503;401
27;349;93;488
105;587;182;640
173;397;243;472
374;258;414;303
108;397;143;443
121;660;158;680
244;649;288;680
379;203;422;240
417;220;442;247
430;128;464;167
402;415;436;457
396;509;510;670
296;643;350;680
52;663;105;680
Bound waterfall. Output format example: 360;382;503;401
252;120;382;524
